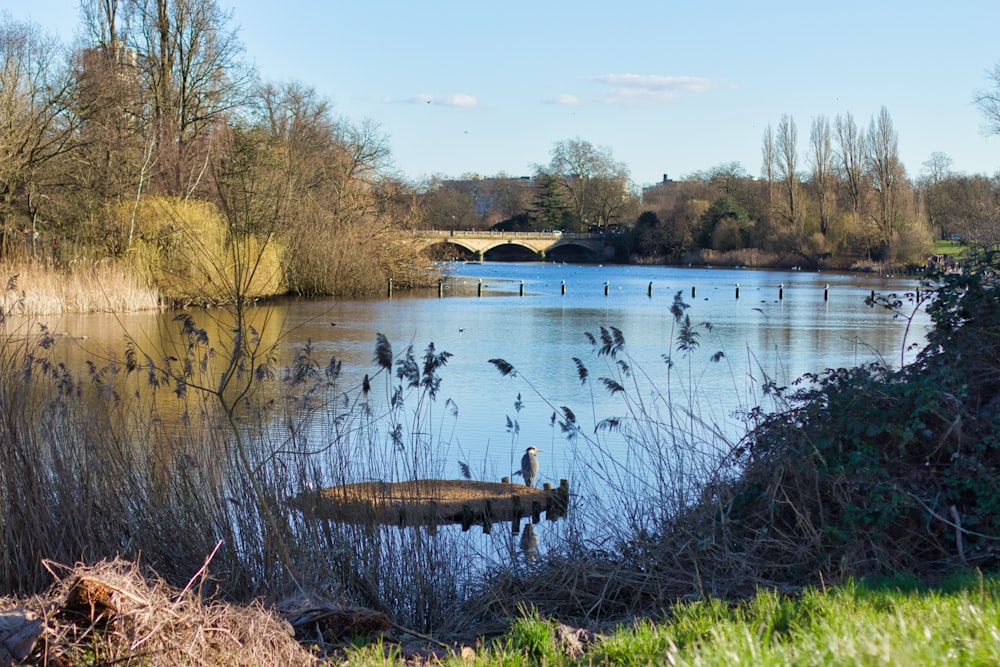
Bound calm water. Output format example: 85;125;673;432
35;262;930;492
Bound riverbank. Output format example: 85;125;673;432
6;562;999;665
3;241;958;317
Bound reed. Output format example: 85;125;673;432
0;273;486;634
0;261;161;315
693;248;782;268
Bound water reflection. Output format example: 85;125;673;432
519;523;538;562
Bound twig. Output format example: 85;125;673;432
176;540;223;602
910;493;1000;540
388;620;450;650
950;505;966;563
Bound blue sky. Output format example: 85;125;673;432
4;0;1000;186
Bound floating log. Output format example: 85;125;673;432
288;479;570;532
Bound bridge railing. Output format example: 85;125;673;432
408;230;600;240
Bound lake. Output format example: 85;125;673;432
34;261;930;498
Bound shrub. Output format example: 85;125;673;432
727;250;1000;581
110;197;286;305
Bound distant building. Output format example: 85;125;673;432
642;173;677;208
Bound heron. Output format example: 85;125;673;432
520;446;543;487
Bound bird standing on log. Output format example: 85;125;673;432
520;446;543;487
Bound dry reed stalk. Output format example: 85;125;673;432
0;261;161;315
18;558;317;666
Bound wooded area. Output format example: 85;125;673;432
3;1;999;303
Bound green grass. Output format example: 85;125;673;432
933;239;969;256
342;573;1000;666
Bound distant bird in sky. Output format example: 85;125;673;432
520;446;543;488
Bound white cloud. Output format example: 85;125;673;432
593;74;721;107
385;93;479;108
545;93;585;106
440;94;478;108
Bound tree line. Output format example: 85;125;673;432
419;113;1000;270
3;2;999;299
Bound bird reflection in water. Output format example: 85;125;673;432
519;523;538;561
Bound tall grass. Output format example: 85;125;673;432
0;261;161;315
475;290;776;621
0;273;492;631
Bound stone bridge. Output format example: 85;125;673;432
407;230;610;261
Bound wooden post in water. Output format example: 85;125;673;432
387;278;393;299
561;280;566;295
478;279;483;297
692;285;697;298
427;501;440;533
519;280;525;296
648;281;653;297
482;500;493;534
604;281;610;296
438;281;444;298
824;284;829;301
779;283;784;300
552;479;570;518
735;283;740;299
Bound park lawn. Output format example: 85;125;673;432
934;239;970;256
342;572;1000;666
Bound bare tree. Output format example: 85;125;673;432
760;125;776;186
70;1;150;247
705;162;747;197
246;81;403;295
809;115;835;236
866;106;905;262
542;138;630;231
81;0;129;47
0;15;76;257
131;0;252;197
975;61;1000;137
760;124;777;232
947;174;1000;248
920;151;954;240
417;179;478;230
775;114;801;237
834;111;871;257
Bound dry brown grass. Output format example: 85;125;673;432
693;248;783;268
12;558;317;666
0;261;161;315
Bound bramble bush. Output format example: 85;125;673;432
730;250;1000;580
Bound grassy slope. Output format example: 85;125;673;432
933;239;969;256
